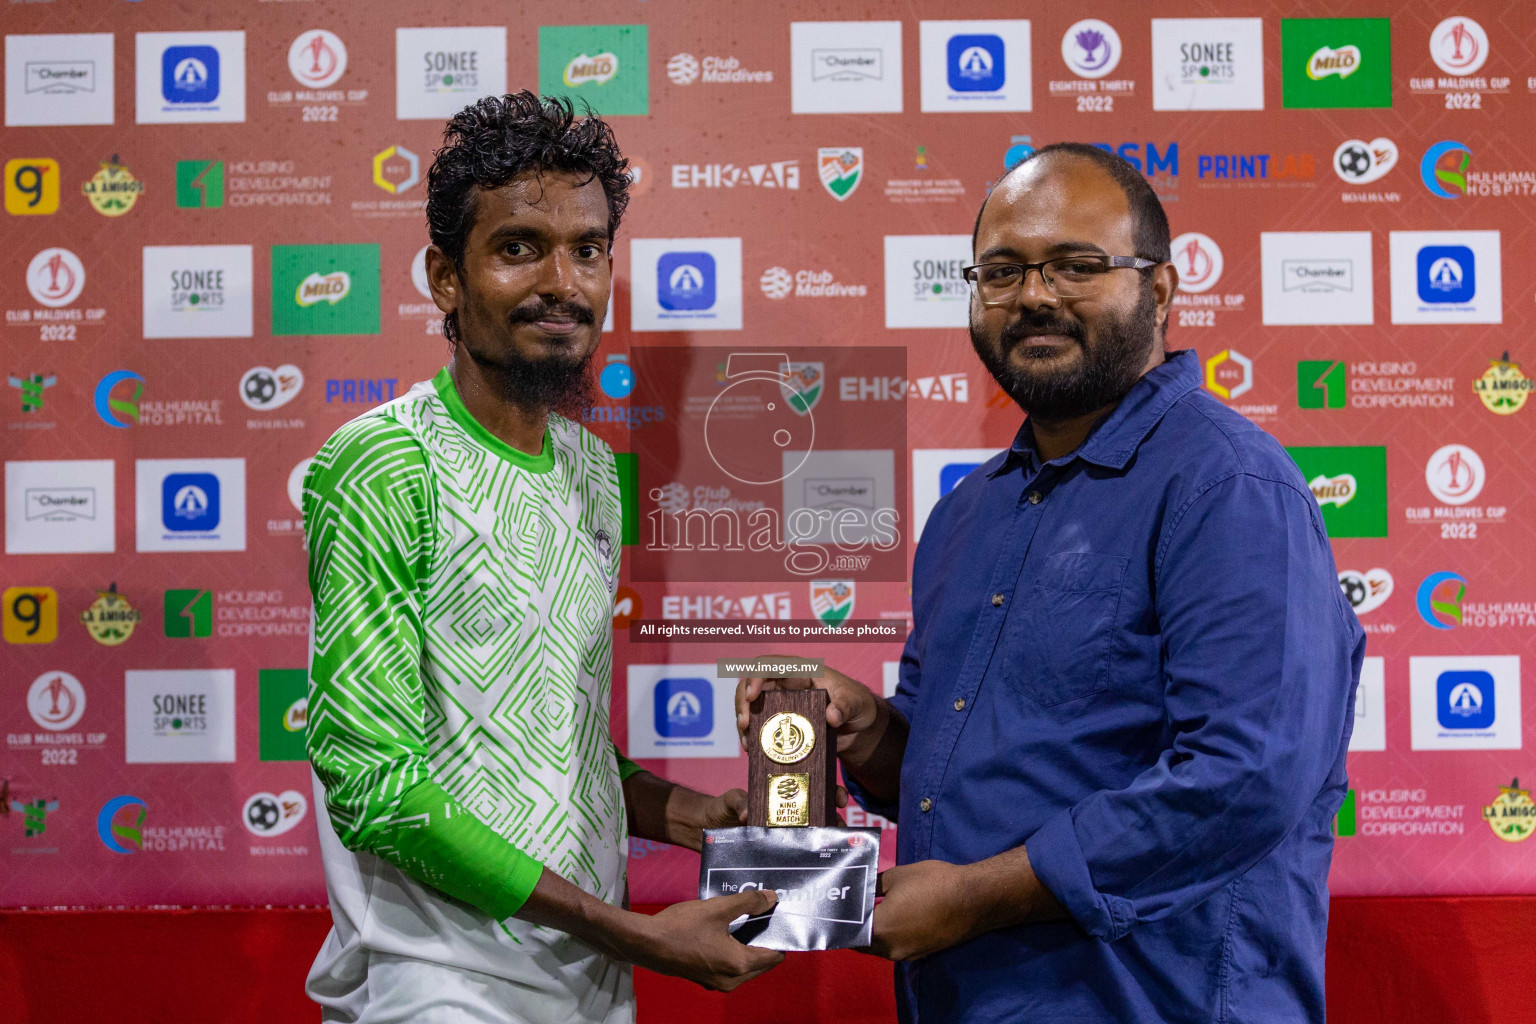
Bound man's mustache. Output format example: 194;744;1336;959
507;300;597;326
1000;313;1085;347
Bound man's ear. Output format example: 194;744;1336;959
424;244;460;317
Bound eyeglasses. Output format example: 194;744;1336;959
962;255;1159;304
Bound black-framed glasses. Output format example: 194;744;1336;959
962;255;1159;304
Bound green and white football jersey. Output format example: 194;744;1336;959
302;368;633;1024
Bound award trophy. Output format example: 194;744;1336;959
698;688;880;950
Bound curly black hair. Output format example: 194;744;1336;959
426;90;631;271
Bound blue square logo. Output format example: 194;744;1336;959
939;462;983;497
654;677;713;738
947;34;1005;93
162;45;221;105
656;252;716;311
162;472;221;532
1417;245;1476;304
1437;669;1495;730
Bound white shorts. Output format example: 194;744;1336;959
315;950;636;1024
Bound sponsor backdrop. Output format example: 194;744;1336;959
3;0;1535;909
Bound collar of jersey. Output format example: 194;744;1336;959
432;367;555;474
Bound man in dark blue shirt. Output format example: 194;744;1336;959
738;143;1363;1022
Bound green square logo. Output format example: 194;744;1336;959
1281;18;1392;109
1286;446;1388;538
1297;360;1347;409
614;451;638;545
175;161;224;208
164;589;212;637
539;25;649;115
259;669;309;762
271;244;381;336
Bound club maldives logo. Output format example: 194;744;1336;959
1169;233;1223;293
1483;780;1536;843
288;30;347;89
26;247;85;307
97;795;148;853
1474;353;1532;415
810;580;855;626
1417;571;1467;629
80;155;144;216
1430;17;1488;76
818;148;863;200
1062;20;1121;78
1421;140;1471;198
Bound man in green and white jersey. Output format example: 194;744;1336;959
302;93;781;1023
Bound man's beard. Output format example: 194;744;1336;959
971;286;1158;421
457;298;597;420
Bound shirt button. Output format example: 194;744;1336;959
953;697;966;711
1027;491;1043;505
991;592;1004;606
919;797;933;813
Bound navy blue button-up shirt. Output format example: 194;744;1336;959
858;349;1364;1024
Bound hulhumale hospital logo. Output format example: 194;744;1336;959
97;795;147;853
1417;571;1467;629
94;370;144;428
1421;140;1471;198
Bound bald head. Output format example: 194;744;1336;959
974;144;1171;265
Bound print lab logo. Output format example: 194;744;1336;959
1062;20;1121;78
288;30;347;89
1430;17;1488;76
26;248;85;307
1334;138;1397;184
1168;233;1222;293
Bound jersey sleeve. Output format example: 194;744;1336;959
613;743;644;782
304;415;544;920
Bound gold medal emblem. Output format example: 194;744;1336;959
766;773;810;827
760;711;815;765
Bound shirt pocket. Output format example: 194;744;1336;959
1002;551;1128;708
